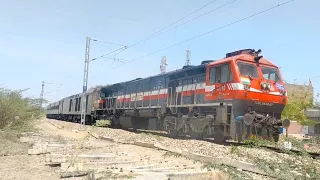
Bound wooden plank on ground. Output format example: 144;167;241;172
46;153;117;164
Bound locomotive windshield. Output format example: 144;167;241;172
237;62;258;78
261;66;281;82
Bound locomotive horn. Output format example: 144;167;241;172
243;113;254;125
254;55;263;62
256;49;262;54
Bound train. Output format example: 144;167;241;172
46;49;288;143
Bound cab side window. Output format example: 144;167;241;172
209;67;216;84
209;63;233;84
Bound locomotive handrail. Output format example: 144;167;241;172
181;85;184;105
157;89;160;107
149;91;151;108
168;87;173;107
134;93;137;108
129;94;131;109
142;92;144;107
173;91;178;114
194;84;197;105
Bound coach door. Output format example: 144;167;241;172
167;80;177;108
59;100;64;114
207;63;233;99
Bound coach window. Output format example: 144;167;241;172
75;98;78;111
69;99;72;112
78;97;81;111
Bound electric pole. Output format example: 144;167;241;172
81;37;91;125
39;81;44;112
79;37;125;126
186;46;191;66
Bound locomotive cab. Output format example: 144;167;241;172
205;49;288;142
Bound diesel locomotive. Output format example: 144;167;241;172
46;49;288;142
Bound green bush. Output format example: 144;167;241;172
0;87;44;131
95;120;111;127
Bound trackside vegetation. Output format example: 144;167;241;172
281;84;316;125
0;87;46;142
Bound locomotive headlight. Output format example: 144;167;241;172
262;83;267;89
267;84;271;90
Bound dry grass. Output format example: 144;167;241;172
170;171;227;180
0;122;37;156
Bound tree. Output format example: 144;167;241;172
315;101;320;108
281;84;316;125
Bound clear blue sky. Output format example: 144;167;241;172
1;0;319;104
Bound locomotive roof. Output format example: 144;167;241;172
207;54;277;68
100;63;207;92
102;49;278;92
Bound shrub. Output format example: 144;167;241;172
95;120;111;127
0;87;44;131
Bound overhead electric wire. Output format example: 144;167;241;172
126;0;220;47
90;0;221;62
111;0;296;70
91;39;126;47
50;0;297;99
45;84;63;95
130;0;238;47
90;46;127;62
65;0;231;79
172;0;237;29
107;0;237;61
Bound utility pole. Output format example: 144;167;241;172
185;46;191;66
79;37;125;126
39;81;44;112
81;37;91;125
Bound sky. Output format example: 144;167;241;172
1;0;319;104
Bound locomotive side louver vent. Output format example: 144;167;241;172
226;49;255;58
201;60;215;64
182;65;194;69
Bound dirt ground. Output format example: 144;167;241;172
0;118;227;180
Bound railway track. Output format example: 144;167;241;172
260;145;320;159
124;128;320;159
52;119;320;160
44;119;320;179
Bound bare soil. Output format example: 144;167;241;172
0;118;227;180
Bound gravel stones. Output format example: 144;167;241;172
50;120;320;179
